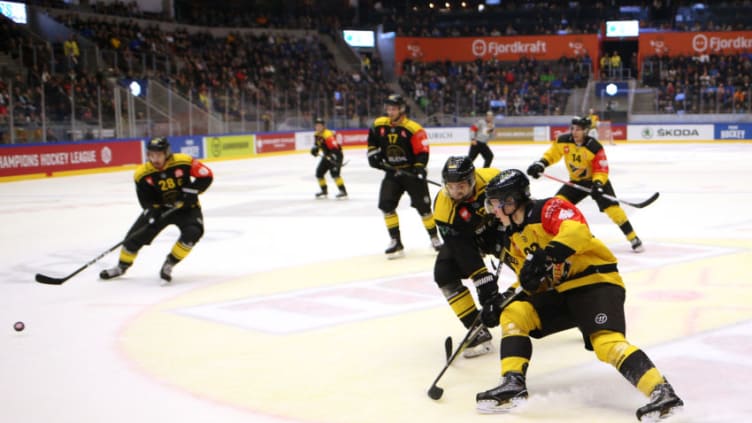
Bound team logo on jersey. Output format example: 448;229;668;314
557;208;575;220
458;207;471;221
380;128;386;136
594;313;608;325
145;176;154;185
401;130;407;138
175;168;184;178
563;146;570;154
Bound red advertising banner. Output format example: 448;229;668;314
0;140;143;178
395;35;598;69
255;133;295;154
639;31;752;60
334;129;369;147
611;125;627;141
550;126;570;141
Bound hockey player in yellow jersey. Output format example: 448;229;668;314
433;156;506;358
526;116;644;252
100;137;213;283
367;94;441;258
476;169;683;421
311;117;347;199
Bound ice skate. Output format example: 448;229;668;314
476;372;528;413
430;235;443;252
385;238;404;259
631;237;645;253
463;325;493;358
335;189;348;200
636;380;683;421
160;258;176;284
99;263;128;280
315;191;328;199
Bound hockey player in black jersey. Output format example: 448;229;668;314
367;94;441;258
433;156;507;358
311;117;347;199
100;137;213;283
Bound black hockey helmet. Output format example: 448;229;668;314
147;137;171;155
571;116;592;129
384;93;406;113
442;156;475;185
486;169;531;204
314;117;325;125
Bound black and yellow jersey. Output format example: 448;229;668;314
434;168;500;236
367;115;429;170
134;153;213;209
314;128;341;155
540;134;610;184
509;197;624;293
434;168;512;272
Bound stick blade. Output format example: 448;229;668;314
427;385;444;400
633;192;660;208
35;273;66;285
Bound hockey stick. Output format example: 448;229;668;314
35;207;179;285
381;162;442;187
541;173;659;209
427;286;523;401
322;154;349;167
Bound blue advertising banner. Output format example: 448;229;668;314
166;135;205;158
715;123;752;140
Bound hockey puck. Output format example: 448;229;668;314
13;321;25;332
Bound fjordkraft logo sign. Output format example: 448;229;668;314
395;35;598;72
639;31;752;60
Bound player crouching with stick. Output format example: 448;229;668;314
476;169;683;421
100;137;213;284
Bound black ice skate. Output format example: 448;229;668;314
385;238;404;259
635;380;683;421
160;258;177;284
315;191;328;199
335;189;348;199
631;237;645;253
476;372;528;413
100;263;129;280
463;325;493;358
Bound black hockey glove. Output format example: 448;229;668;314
480;293;503;328
590;181;605;201
526;160;546;179
480;285;519;328
310;146;319;157
519;250;548;292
